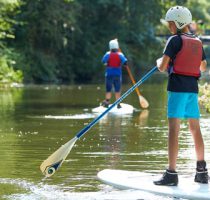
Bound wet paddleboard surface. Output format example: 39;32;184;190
92;103;134;114
97;169;210;200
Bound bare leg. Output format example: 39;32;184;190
168;118;180;171
105;92;112;100
153;118;180;186
115;92;121;100
188;119;204;161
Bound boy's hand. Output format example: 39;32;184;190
123;61;128;67
156;57;163;69
156;55;170;72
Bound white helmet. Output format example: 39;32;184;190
165;6;192;29
109;39;119;50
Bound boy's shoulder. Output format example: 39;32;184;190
165;34;182;50
167;34;181;44
167;33;199;42
104;51;111;56
118;52;125;56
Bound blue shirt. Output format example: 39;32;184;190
163;33;206;93
102;51;127;76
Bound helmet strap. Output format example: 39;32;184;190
176;28;182;34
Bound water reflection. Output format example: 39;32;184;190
44;113;97;119
0;88;23;117
0;84;209;200
96;110;151;170
0;88;24;180
137;109;149;126
99;114;132;167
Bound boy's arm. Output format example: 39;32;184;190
156;55;171;72
119;53;128;66
200;60;207;72
102;53;109;65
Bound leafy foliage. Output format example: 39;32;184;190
1;0;210;84
199;83;210;113
12;0;165;83
0;0;23;85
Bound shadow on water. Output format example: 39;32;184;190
0;84;209;200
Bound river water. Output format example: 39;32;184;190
0;82;210;200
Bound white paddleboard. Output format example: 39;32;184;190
97;169;210;200
92;103;134;114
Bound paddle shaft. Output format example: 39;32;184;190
76;66;158;138
126;66;142;96
119;48;142;97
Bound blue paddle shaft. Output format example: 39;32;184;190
76;66;158;138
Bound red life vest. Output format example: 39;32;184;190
107;52;121;68
173;34;202;77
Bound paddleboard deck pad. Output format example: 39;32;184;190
92;103;134;114
97;169;210;200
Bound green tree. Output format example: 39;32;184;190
0;0;23;85
14;0;80;83
13;0;166;83
65;0;164;82
10;0;210;84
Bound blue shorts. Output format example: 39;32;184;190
106;75;121;92
167;91;200;119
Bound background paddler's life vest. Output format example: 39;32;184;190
172;34;202;77
107;52;121;68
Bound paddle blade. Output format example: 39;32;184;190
139;95;149;109
40;137;78;177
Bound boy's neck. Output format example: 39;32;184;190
181;26;190;33
176;27;192;35
111;49;119;52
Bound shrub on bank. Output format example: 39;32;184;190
0;56;23;87
199;83;210;113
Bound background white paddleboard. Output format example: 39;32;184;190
92;103;134;114
97;169;210;200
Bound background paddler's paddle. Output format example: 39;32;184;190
40;66;158;177
117;44;149;109
126;65;149;108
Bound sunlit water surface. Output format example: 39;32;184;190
0;83;209;200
